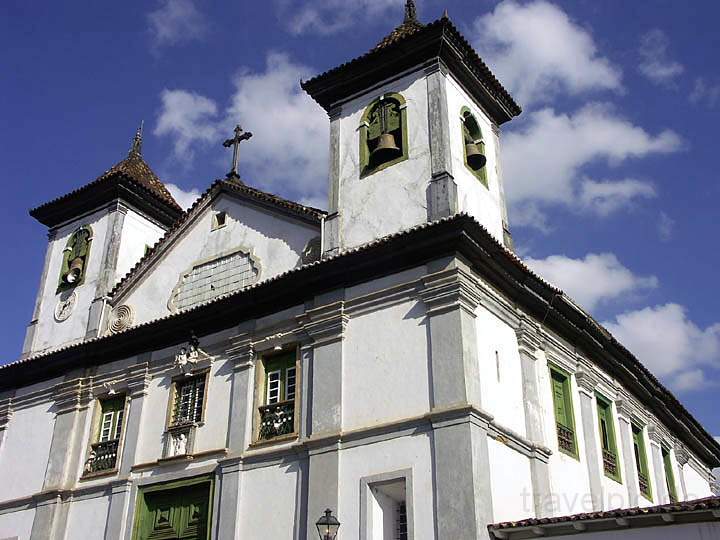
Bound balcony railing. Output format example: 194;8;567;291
556;424;575;455
259;400;295;440
84;439;119;474
638;472;651;497
602;449;618;477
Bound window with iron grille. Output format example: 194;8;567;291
258;351;297;441
172;375;206;426
596;396;621;483
632;424;653;500
662;447;678;502
549;366;578;459
83;396;125;475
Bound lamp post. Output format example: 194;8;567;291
316;508;340;540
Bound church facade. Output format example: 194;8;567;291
1;3;718;540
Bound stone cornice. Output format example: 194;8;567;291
53;378;92;414
515;317;543;360
674;444;690;466
0;398;12;431
575;367;599;395
297;301;348;346
419;268;481;317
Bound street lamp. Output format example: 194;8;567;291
316;508;340;540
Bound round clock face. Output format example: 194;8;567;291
54;291;77;322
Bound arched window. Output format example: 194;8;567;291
461;107;488;187
58;226;93;292
359;93;408;177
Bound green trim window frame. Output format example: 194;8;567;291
257;349;299;441
57;225;93;293
83;395;126;476
170;374;207;427
596;395;622;483
132;475;214;540
632;424;653;500
460;107;489;188
359;92;409;178
662;447;678;502
549;365;578;459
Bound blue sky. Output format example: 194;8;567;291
1;0;719;441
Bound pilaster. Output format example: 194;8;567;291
86;203;128;338
425;62;458;221
616;395;640;506
323;105;342;256
0;397;13;451
420;263;493;537
21;230;57;358
515;317;552;517
648;424;670;504
575;366;603;511
298;295;347;538
31;376;92;540
674;444;690;500
104;361;151;540
491;124;513;250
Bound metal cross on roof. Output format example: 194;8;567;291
404;0;417;23
222;125;253;179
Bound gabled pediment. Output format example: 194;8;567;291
109;179;324;328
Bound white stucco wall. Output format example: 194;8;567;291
0;400;56;501
0;508;35;540
488;438;534;522
338;434;435;538
115;207;166;285
31;207;110;354
445;74;505;243
684;463;713;500
238;462;300;538
475;306;526;436
194;358;233;453
335;72;430;250
343;299;430;431
134;373;171;465
121;193;319;325
63;495;111;540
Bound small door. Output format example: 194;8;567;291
135;482;211;540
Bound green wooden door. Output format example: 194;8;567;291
135;482;211;540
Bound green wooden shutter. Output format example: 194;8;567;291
663;448;678;501
551;373;568;427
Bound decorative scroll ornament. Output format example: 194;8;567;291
301;236;322;264
54;291;77;322
174;333;211;375
108;304;134;334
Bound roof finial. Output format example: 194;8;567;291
404;0;417;23
442;8;449;19
130;121;144;156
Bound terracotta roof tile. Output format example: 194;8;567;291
100;151;181;211
490;496;720;532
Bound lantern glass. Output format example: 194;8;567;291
316;509;340;540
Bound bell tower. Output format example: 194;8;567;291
21;127;183;358
302;1;521;254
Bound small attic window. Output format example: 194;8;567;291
212;211;227;230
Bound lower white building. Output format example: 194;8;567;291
1;3;718;539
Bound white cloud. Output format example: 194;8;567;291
472;0;622;106
277;0;403;35
578;178;656;216
155;90;220;160
148;0;207;48
154;53;329;203
226;53;329;198
638;29;684;85
690;77;720;108
525;253;658;312
604;303;720;391
658;211;675;241
166;183;202;210
503;103;682;228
